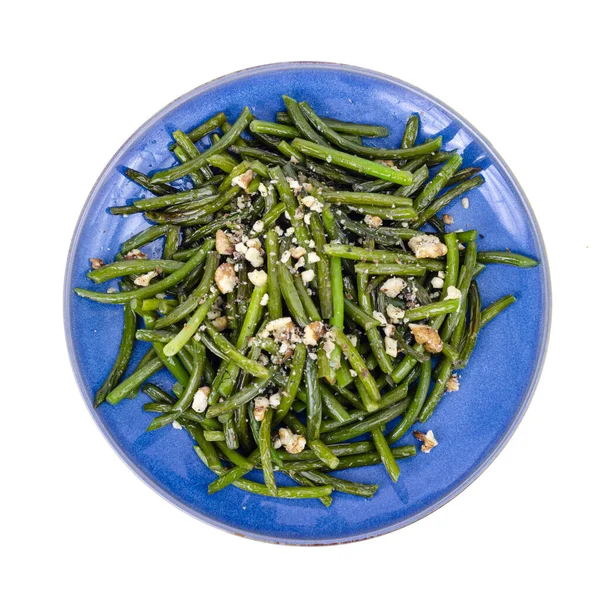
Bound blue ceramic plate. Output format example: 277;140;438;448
64;62;550;545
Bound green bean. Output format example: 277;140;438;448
162;226;180;260
345;204;418;221
124;168;178;196
133;185;216;211
330;327;380;408
87;259;184;284
456;281;481;369
257;407;276;496
282;95;329;146
277;263;309;326
267;342;304;424
265;230;283;320
106;356;163;405
299;102;443;160
395;164;430;197
401;114;420;148
94;304;137;407
371;426;400;482
403;298;460;322
320;386;351;422
343;298;380;330
277;140;305;164
75;242;214;305
304;355;322;441
481;295;516;327
151;108;253;183
321;191;413;207
163;286;220;357
322;244;444;271
250;120;299;138
169;112;227;152
277;111;389;137
293;275;321;322
305;158;363;185
353;263;426;277
412;176;484;228
387;359;431;443
476;251;539;268
447;166;482;186
297;470;377;498
120;224;170;255
291;138;413;185
230;479;332;499
414;154;463;212
308;212;333;318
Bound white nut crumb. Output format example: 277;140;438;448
234;242;248;255
246;238;262;250
269;392;281;408
285;227;295;237
308;352;318;360
384;337;398;357
347;334;358;347
216;230;234;255
349;369;358;377
445;285;462;300
414;430;438;453
253;397;270;422
245;247;264;268
431;276;445;289
308;240;316;249
386;304;405;324
258;182;268;197
295;256;306;269
383;324;396;338
281;250;291;263
285;177;303;195
124;248;148;260
323;338;336;357
252;220;264;233
192;386;211;413
303;321;325;346
372;311;387;326
364;214;383;229
446;374;460;392
290;246;307;259
409;324;443;353
231;169;254;190
260;293;269;306
172;421;183;430
212;316;228;332
278;428;306;454
214;263;238;294
307;252;320;264
380;277;406;298
442;214;454;225
462;197;470;209
90;258;105;269
408;234;448;259
301;269;315;283
265;317;293;337
206;309;222;320
248;269;268;287
134;270;158;287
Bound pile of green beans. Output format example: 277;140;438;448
75;97;539;505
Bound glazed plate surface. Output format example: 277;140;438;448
64;63;550;544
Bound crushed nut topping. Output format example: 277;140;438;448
214;262;238;294
245;247;264;268
192;386;211;413
303;321;325;346
446;373;460;392
125;248;148;260
212;316;228;332
384;336;398;357
216;230;234;255
414;430;438;453
90;258;105;269
231;169;254;190
278;428;307;454
290;246;307;259
134;270;159;287
386;304;405;324
442;214;454;225
301;269;315;283
409;324;443;353
364;214;383;229
445;285;462;300
253;397;270;422
380;277;406;298
248;269;268;287
408;234;448;259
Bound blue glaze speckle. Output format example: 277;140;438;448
64;63;551;545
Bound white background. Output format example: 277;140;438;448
2;1;598;598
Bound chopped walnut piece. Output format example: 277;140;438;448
290;246;307;259
380;277;406;298
124;248;147;260
278;428;307;454
303;321;325;346
253;397;270;422
414;430;438;453
231;169;254;190
409;323;443;353
442;214;454;225
446;374;460;392
212;316;228;332
408;234;448;259
216;230;234;255
214;262;238;294
134;270;159;287
364;214;383;229
192;387;211;413
89;258;104;269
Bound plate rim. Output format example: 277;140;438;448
63;61;552;545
